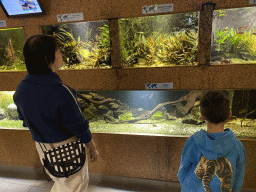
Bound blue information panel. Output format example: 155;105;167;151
0;0;43;17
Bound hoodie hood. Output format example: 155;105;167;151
193;128;237;160
22;71;62;86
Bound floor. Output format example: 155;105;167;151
0;174;181;192
0;169;255;192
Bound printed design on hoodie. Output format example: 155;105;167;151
194;155;232;192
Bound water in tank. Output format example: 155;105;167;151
0;27;26;71
211;6;256;64
2;89;256;138
41;20;111;69
118;11;199;67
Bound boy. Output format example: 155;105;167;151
177;90;246;192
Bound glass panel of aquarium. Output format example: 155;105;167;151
119;12;199;68
0;28;26;71
2;90;256;138
211;6;256;64
41;21;110;69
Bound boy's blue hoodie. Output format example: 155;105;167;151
13;71;92;144
177;128;246;192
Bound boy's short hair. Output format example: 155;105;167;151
23;34;58;75
200;90;230;124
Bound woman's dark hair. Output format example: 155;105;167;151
200;90;230;124
23;34;58;75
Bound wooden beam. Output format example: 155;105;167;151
108;19;122;69
197;3;215;65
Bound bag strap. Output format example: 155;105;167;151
62;84;83;115
17;84;82;151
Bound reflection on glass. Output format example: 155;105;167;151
119;12;199;67
0;28;26;71
3;90;256;138
41;21;111;69
211;7;256;64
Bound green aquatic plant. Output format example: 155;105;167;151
247;33;256;58
11;60;26;70
119;17;155;66
156;30;198;65
60;44;110;70
90;46;107;68
118;112;133;121
144;33;160;65
225;30;254;60
0;59;26;71
97;24;111;55
124;30;199;67
215;10;226;18
5;39;16;63
84;28;92;42
213;27;256;61
53;28;80;65
67;24;110;69
0;92;13;117
0;38;25;71
0;119;23;128
124;32;148;66
0;28;26;69
150;111;163;120
122;34;142;66
175;30;198;65
119;12;200;67
77;41;107;68
214;28;229;53
82;103;97;120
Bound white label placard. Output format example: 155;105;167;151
249;0;256;4
57;12;84;23
142;3;173;14
0;20;7;28
146;83;173;90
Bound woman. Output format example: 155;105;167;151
13;34;99;192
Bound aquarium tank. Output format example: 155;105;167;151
0;27;26;71
118;12;199;67
1;89;256;138
211;6;256;64
41;21;111;69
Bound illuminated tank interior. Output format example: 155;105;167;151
1;7;256;71
1;90;256;138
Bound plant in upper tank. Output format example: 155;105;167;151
97;24;111;64
6;39;16;63
119;17;156;66
0;28;26;71
125;32;149;66
176;30;198;65
89;45;107;68
144;32;160;65
247;31;256;58
235;30;256;60
0;38;26;71
214;28;229;54
215;10;226;18
53;28;80;65
156;30;198;65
